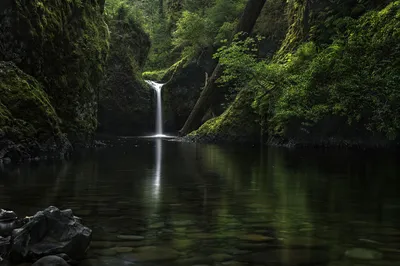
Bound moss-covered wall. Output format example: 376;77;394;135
98;15;152;135
277;0;393;57
0;0;109;143
190;0;400;147
187;89;261;143
0;62;69;160
162;50;217;133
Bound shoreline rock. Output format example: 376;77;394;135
0;206;92;265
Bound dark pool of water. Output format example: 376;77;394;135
1;138;400;266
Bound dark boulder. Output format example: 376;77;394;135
32;256;69;266
0;209;18;237
97;16;152;136
32;255;69;266
10;206;91;264
0;210;17;223
0;236;10;262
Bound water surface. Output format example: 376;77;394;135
1;138;399;266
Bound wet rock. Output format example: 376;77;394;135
0;210;19;237
0;210;17;223
10;206;91;263
94;249;117;256
369;260;400;266
226;249;251;255
376;228;400;236
0;236;10;260
116;235;144;241
209;253;233;262
237;249;330;265
79;259;99;266
90;241;115;249
172;239;192;250
120;246;180;262
175;256;213;265
345;248;383;260
222;261;247;266
81;257;134;266
282;237;328;249
91;240;145;249
109;247;133;253
237;242;280;251
358;239;382;245
191;233;215;240
237;234;275;242
149;222;165;229
32;256;69;266
171;220;194;227
2;158;11;165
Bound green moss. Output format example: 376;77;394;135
266;1;400;144
162;57;189;82
0;0;110;142
193;1;400;146
0;62;61;142
142;69;168;82
190;89;261;142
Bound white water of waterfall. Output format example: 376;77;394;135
145;81;166;137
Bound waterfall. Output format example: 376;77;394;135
145;81;165;137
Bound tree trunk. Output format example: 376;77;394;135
179;0;267;135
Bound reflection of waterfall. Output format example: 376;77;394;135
153;138;162;201
145;81;165;137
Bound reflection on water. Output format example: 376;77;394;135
153;139;162;201
1;139;400;265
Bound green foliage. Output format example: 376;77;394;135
206;0;245;30
215;34;266;87
146;0;246;71
270;1;400;140
202;1;400;143
142;69;168;82
172;11;213;59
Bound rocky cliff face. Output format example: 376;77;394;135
162;49;217;133
0;0;108;162
98;13;153;136
0;0;153;161
0;0;110;144
0;62;70;161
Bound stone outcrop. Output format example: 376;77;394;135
0;206;92;265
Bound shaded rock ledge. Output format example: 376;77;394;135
0;206;91;265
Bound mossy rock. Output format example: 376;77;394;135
188;89;261;143
267;1;400;147
142;69;168;83
0;0;109;143
98;15;153;136
0;61;70;160
162;51;217;133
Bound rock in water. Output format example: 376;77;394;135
32;256;69;266
0;209;18;237
345;248;383;260
0;236;11;261
0;210;17;223
10;206;91;263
